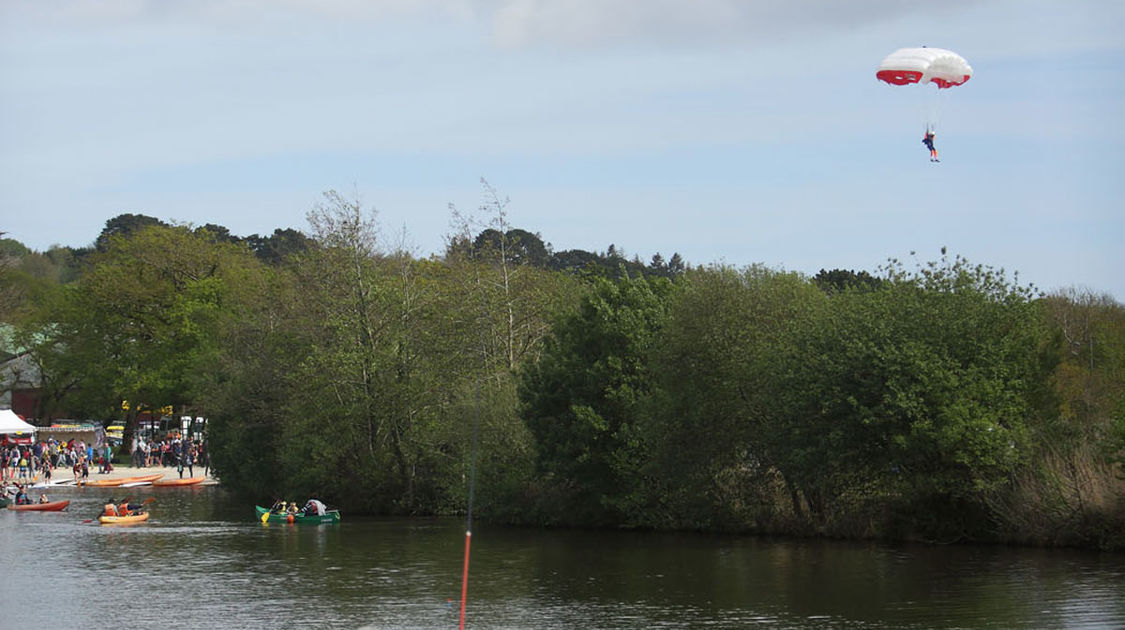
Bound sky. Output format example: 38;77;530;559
1;0;1122;299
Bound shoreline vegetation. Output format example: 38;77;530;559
2;194;1123;550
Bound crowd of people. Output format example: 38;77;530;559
1;439;93;484
0;434;209;486
129;436;207;479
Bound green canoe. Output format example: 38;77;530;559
255;505;341;525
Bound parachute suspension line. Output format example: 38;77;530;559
925;85;950;134
920;94;932;135
460;380;482;630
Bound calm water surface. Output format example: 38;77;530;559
1;486;1122;629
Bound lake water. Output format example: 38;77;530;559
1;486;1122;629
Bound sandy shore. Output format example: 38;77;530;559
54;462;219;486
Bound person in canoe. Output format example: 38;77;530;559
14;484;30;506
38;493;50;504
301;496;327;516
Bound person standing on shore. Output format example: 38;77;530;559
184;444;195;478
199;442;209;476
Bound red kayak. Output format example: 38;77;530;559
7;500;70;512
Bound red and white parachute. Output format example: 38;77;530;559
876;47;972;89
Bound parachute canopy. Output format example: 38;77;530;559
876;47;972;89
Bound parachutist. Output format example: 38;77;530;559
923;128;939;162
877;47;969;162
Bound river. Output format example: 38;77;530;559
1;486;1122;629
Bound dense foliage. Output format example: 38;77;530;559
2;202;1123;549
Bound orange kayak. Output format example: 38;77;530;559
119;473;164;484
80;473;163;487
152;476;205;487
8;500;70;512
99;512;150;525
79;478;125;487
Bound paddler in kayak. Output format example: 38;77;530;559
118;500;145;516
103;498;143;517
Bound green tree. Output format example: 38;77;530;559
277;191;484;513
520;275;675;526
989;288;1125;546
95;213;167;251
813;268;883;294
776;254;1047;537
644;265;826;530
244;228;314;265
199;258;301;495
30;225;252;432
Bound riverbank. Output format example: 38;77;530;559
62;462;219;486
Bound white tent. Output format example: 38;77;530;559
0;409;36;444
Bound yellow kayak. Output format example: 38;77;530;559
98;512;150;525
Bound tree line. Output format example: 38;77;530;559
1;194;1122;549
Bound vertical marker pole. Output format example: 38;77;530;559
460;380;481;629
459;530;471;630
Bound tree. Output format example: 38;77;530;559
244;228;314;265
95;213;167;251
445;181;583;518
193;223;233;243
201;261;301;493
666;253;686;276
548;249;602;275
471;228;549;268
813;268;883;294
992;288;1125;546
520;275;675;525
30;224;253;432
280;190;484;513
644;265;826;529
775;254;1047;536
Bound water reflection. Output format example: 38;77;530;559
0;486;1121;629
